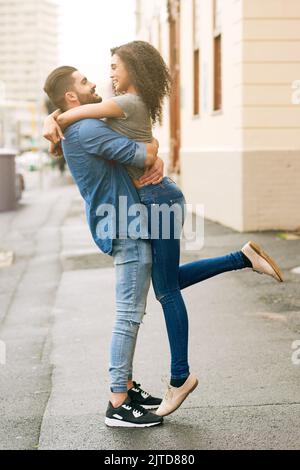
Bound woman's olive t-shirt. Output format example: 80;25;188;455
106;93;153;180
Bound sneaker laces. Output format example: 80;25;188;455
132;408;144;418
133;382;150;399
132;403;147;416
122;401;146;416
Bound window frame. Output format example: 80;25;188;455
193;0;201;117
213;0;222;113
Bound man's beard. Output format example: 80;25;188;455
77;90;102;105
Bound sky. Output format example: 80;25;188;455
57;0;136;96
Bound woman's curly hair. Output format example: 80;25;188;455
111;41;171;125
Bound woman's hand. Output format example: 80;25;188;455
49;141;63;158
139;157;164;186
43;112;64;144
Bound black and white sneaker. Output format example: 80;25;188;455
105;398;163;428
127;382;162;410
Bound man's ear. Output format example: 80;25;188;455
65;91;78;103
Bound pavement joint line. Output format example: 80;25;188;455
182;402;300;410
0;261;28;332
37;192;79;449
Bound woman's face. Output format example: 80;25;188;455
110;54;131;93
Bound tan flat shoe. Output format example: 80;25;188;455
155;374;199;417
241;241;284;282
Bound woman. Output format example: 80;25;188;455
45;41;283;417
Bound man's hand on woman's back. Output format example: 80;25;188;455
139;157;164;186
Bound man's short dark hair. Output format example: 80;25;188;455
44;66;77;110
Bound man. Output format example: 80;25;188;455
43;66;163;428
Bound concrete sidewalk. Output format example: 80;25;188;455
1;175;300;449
39;187;300;450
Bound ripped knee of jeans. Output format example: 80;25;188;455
114;314;145;330
128;319;142;327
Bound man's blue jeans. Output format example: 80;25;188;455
110;238;152;393
138;177;249;381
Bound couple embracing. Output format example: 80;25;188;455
43;41;283;428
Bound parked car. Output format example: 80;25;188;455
16;151;51;172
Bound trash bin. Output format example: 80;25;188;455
0;149;17;212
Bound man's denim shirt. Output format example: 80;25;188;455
62;119;147;255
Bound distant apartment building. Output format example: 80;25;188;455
0;0;59;150
136;0;300;232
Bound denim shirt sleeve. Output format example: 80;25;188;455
78;119;146;169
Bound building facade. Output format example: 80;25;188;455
0;0;59;150
136;0;300;232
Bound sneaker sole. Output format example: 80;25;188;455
156;379;199;417
249;241;284;283
105;417;163;428
140;404;160;410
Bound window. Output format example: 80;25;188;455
213;0;222;112
193;0;201;116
